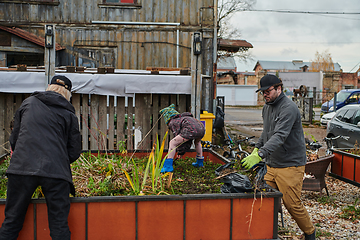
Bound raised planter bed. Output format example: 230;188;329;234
331;149;360;187
0;149;282;240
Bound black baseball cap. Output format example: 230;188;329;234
256;74;281;92
50;75;72;91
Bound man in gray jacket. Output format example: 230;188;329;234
241;74;315;240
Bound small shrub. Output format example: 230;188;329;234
339;198;360;222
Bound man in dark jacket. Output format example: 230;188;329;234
241;75;316;240
0;75;81;240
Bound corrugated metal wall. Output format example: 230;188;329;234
0;0;215;69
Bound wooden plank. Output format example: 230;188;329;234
127;96;134;150
15;94;22;112
98;95;107;150
116;96;126;150
178;94;188;113
135;94;152;150
71;93;81;148
159;94;171;147
145;67;190;71
134;94;145;150
81;94;89;151
90;95;99;150
0;93;5;155
151;94;161;148
108;96;115;150
4;94;14;152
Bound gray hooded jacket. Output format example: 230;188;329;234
255;92;307;168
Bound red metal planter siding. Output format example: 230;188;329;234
332;149;360;186
0;150;282;239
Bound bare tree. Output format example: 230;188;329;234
310;50;335;72
217;0;256;61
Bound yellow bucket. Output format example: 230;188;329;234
200;111;215;142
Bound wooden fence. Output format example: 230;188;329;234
0;93;191;155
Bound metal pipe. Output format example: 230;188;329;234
92;21;180;26
92;21;181;68
176;29;179;68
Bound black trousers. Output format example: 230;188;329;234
0;174;71;240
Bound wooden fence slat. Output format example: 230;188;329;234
90;95;99;150
159;94;171;147
0;92;190;152
72;93;81;129
4;94;14;153
108;96;115;150
98;95;107;150
127;97;134;150
81;94;89;151
116;96;126;150
0;93;5;155
134;95;144;150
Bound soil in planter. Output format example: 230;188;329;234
0;153;266;198
0;154;225;198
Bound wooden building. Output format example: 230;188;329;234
0;0;216;77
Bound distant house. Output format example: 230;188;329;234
253;60;342;75
216;39;253;85
217;57;237;84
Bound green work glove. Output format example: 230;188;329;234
250;147;258;155
241;148;262;169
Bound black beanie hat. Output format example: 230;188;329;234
50;75;72;91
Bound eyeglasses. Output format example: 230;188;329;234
260;87;275;96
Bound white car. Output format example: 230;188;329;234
320;111;336;126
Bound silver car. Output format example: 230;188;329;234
320;111;336;126
326;104;360;148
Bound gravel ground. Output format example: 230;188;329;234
278;175;360;239
224;123;360;239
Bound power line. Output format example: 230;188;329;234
247;9;360;14
249;41;360;44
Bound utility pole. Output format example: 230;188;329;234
191;32;202;119
44;24;56;88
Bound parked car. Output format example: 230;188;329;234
321;89;360;113
326;104;360;148
320;111;336;126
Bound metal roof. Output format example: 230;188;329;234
254;60;341;71
217;57;236;70
0;26;65;51
218;39;253;52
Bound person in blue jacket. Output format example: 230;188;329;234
159;104;205;172
241;75;316;240
0;75;81;240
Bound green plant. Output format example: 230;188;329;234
317;196;338;207
315;228;332;237
339;198;360;222
123;131;170;195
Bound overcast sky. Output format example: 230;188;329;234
230;0;360;73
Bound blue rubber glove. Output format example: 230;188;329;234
241;148;262;169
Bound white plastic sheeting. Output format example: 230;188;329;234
0;71;192;96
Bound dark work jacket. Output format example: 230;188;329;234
255;92;307;168
8;91;81;186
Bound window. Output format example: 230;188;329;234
352;111;360;125
335;110;347;121
99;0;141;8
347;93;360;103
105;0;135;2
342;109;356;124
